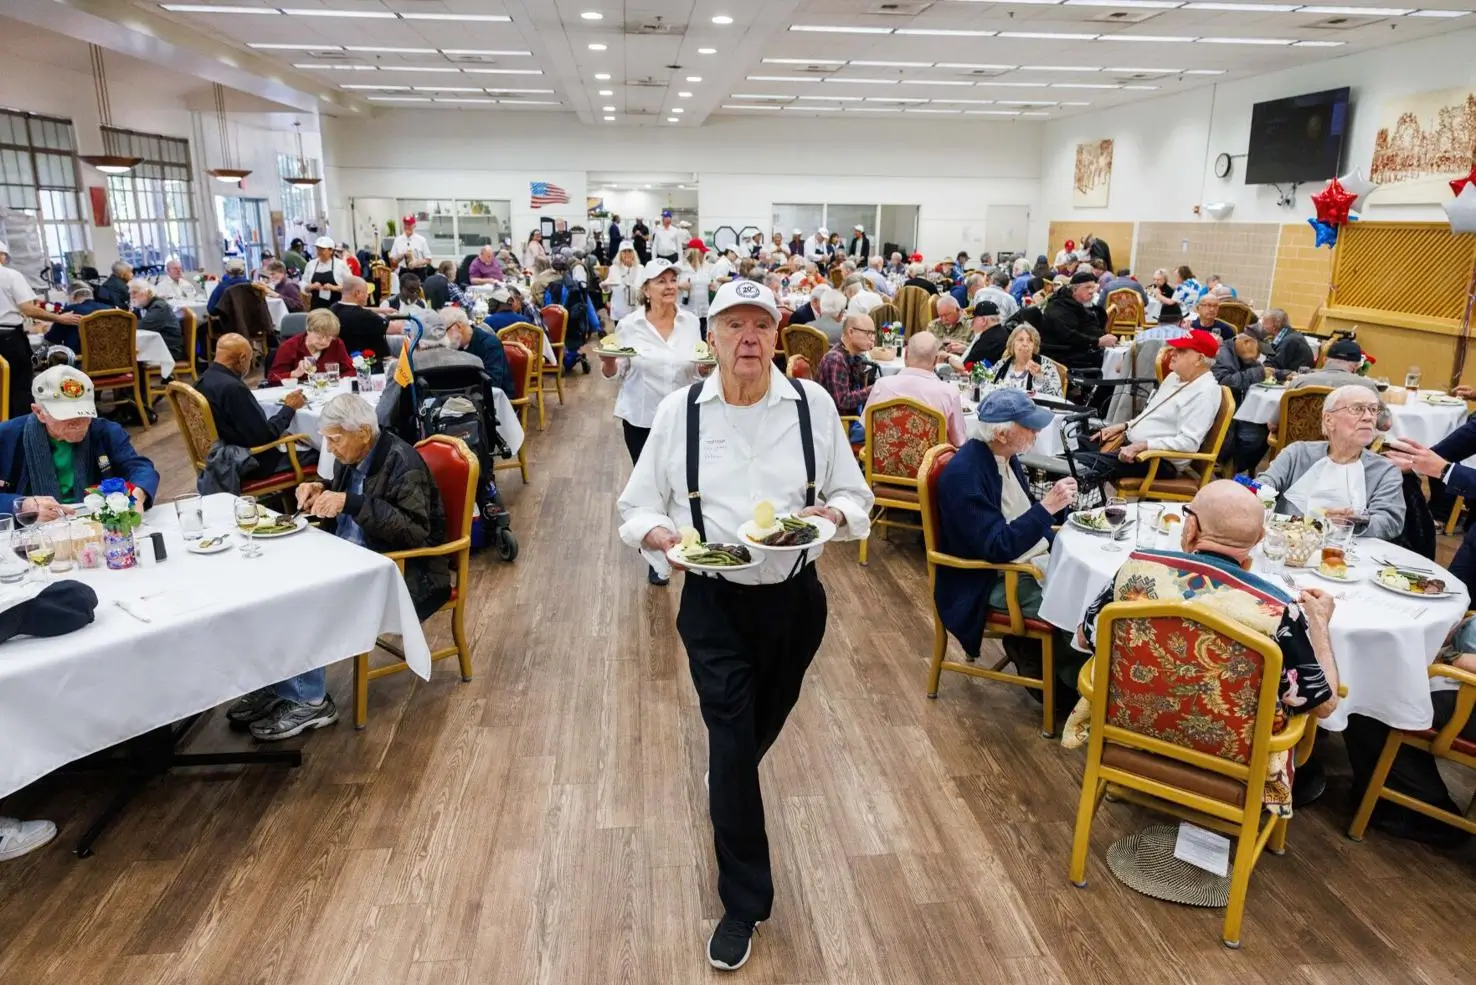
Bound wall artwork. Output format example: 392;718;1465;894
1073;139;1114;208
1370;87;1476;205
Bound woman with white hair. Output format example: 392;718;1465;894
602;243;643;324
1256;384;1405;540
812;287;848;345
903;261;939;296
228;393;448;741
300;236;350;311
128;278;184;360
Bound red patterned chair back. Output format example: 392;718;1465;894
1107;288;1144;331
540;305;567;346
916;443;958;554
787;354;812;380
503;340;533;401
863;397;948;487
415;435;478;543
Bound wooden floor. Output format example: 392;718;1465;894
1;373;1474;985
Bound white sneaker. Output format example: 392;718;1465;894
0;817;58;862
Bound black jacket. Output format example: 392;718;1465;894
1212;338;1266;402
423;273;450;310
328;430;450;620
195;363;295;477
1269;330;1316;374
1039;289;1106;371
848;236;872;263
788;302;820;326
331;302;391;360
903;276;939;296
96;273;130;309
135;296;184;360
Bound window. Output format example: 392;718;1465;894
397;199;511;259
772;203;918;257
277;152;321;230
773;204;825;241
103;127;200;273
0;109;88;272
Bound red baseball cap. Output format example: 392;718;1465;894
1166;329;1220;359
686;237;706;250
908;252;923;262
402;214;416;225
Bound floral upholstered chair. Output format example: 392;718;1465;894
858;396;946;565
1267;385;1333;459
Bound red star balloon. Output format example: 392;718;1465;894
1451;166;1476;198
1312;178;1359;227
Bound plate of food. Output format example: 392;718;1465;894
1253;380;1285;389
592;334;638;358
1422;392;1466;406
691;341;716;365
251;511;309;539
666;528;760;573
186;532;233;555
1311;546;1360;582
1374;565;1453;598
1069;507;1131;535
737;501;836;553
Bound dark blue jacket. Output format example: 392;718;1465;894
933;439;1056;658
45;299;113;351
1433;420;1476;599
1009;273;1033;304
483;309;533;333
466;326;514;398
950;283;970;310
206;273;250;314
0;416;161;513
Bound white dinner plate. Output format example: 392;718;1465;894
665;542;762;574
1372;571;1455;599
1310;565;1362;584
738;514;837;553
1068;509;1116;535
186;533;234;554
592;347;637;359
251;514;310;539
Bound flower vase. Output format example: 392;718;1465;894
356;366;372;391
103;528;136;570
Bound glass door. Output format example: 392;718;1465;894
215;195;269;272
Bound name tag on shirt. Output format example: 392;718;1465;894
701;438;728;463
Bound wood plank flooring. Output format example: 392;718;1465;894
1;372;1474;984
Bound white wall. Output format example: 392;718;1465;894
1038;25;1476;228
323;111;1044;260
592;188;697;222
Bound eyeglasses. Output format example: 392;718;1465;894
1331;403;1380;419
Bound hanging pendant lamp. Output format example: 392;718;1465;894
79;45;143;174
284;121;321;187
206;83;251;184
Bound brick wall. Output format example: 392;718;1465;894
1133;222;1280;309
1047;220;1135;273
1267;222;1333;330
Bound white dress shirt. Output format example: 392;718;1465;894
618;364;874;585
391;232;431;265
0;264;37;326
602;262;644;323
847;289;884;316
651;223;682;257
152;274;199;301
804;235;829;264
677;262;711;318
1126;369;1223;470
300;258;352;303
861;267;895;298
606;308;705;428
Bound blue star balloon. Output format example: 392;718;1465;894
1308;218;1339;248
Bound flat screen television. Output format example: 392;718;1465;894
1244;87;1351;185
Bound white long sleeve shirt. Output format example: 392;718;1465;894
602;262;644;323
677;262;711;318
651;222;682;257
152;274;200;301
618;364;874;585
1126;369;1223;470
605;308;705;428
804;235;829;264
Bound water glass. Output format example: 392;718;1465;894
1405;365;1422;390
1325;516;1357;558
1262;525;1289;573
234;495;262;559
45;520;75;573
174;493;205;541
1136;503;1163;548
325;362;341;386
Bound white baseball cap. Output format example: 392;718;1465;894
817;227;830;236
0;240;9;255
314;235;335;249
791;227;802;236
32;366;97;421
708;279;779;322
488;285;512;303
853;224;864;232
639;257;677;287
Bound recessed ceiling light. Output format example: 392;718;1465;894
998;100;1059;106
380;66;463;73
823;77;899;85
783;105;842;111
1019;65;1102;71
1197;36;1295;44
721;104;782;110
974;82;1053;88
368;96;432;102
687;76;702;82
864;97;927;103
248;43;339;50
667;116;680;121
644;184;652;188
484;88;555;94
441;49;534;56
712;15;734;25
908;108;962;114
935;63;1017;70
435;98;496;104
498;99;561;105
1021;112;1051;117
746;75;814;82
602;105;616;111
1102;34;1198;42
598;89;613;95
340;84;409;90
1183;69;1227;74
698;47;717;54
401;13;512;21
899;79;976;86
678;91;693;97
928;98;997;104
1292;39;1347;46
1106;67;1176;73
966;110;1021;116
294;63;377;70
731;93;794;99
799;94;863;101
999;31;1100;40
1409;7;1470;14
1064;0;1185;7
894;29;999;37
589;43;607;51
413;86;483;92
345;46;436;54
1061;101;1093;106
672;107;684;113
846;107;900;112
1182;2;1299;9
595;72;611;80
789;25;894;34
1123;84;1161;89
603;115;615;120
461;68;544;75
1051;83;1122;88
762;57;846;64
281;8;396;17
581;10;603;19
851;60;933;67
1299;5;1412;14
159;5;279;12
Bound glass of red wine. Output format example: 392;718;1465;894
1102;497;1129;553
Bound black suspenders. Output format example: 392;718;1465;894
684;377;817;546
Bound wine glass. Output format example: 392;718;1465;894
1102;496;1129;553
0;515;29;584
234;495;261;559
22;525;55;580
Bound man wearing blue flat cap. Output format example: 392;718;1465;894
934;389;1078;696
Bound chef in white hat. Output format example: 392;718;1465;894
803;227;831;266
617;277;871;971
0;241;79;420
300;235;350;310
847;224;872;265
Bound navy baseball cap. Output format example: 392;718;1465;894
977;388;1054;431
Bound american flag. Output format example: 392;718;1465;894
530;181;569;208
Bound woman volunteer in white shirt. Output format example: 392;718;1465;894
601;258;706;584
602;244;643;324
677;245;712;340
299;236;350;311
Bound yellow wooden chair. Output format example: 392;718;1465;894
918;444;1058;737
497;321;551;430
1106;287;1144;339
147;306;199;403
1349;661;1476;842
870;302;900;329
165;381;314;498
1266;385;1332;459
495;340;534;484
1115;386;1234;502
858;397;946;565
781;324;828;378
1067;599;1319;948
353;434;478;728
0;353;8;422
78;309;149;428
1218;299;1254;334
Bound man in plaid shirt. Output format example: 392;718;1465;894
817;313;876;442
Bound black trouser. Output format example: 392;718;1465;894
658;253;679;265
1230;420;1269;475
621;420;650;465
0;327;32;421
676;564;827;922
1342;692;1476;822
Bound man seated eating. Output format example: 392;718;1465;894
129;278;185;361
864;331;965;446
0;366;159;520
197;334;310;482
934;389;1077;692
925;294;971;353
817;313;875;440
331;276;391;361
267;308;354;385
226;393;449;741
1257;385;1405;541
1187;295;1235;341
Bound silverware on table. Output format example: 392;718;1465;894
1373;556;1434;573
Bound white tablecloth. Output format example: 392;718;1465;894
1101;344;1131;381
170;296;288;328
0;493;432;799
1234;386;1469;447
1037;517;1468;733
136;329;174;380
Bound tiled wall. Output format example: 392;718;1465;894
1268;222;1333;330
1133;222;1281;309
1047;220;1136;273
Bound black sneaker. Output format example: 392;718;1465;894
648;565;669;586
226;688;284;729
249;696;339;741
707;915;757;971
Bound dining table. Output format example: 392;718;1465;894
170;296;289;329
1234;385;1469;448
0;493;434;812
1037;506;1469;733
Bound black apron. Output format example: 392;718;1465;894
308;263;339;310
